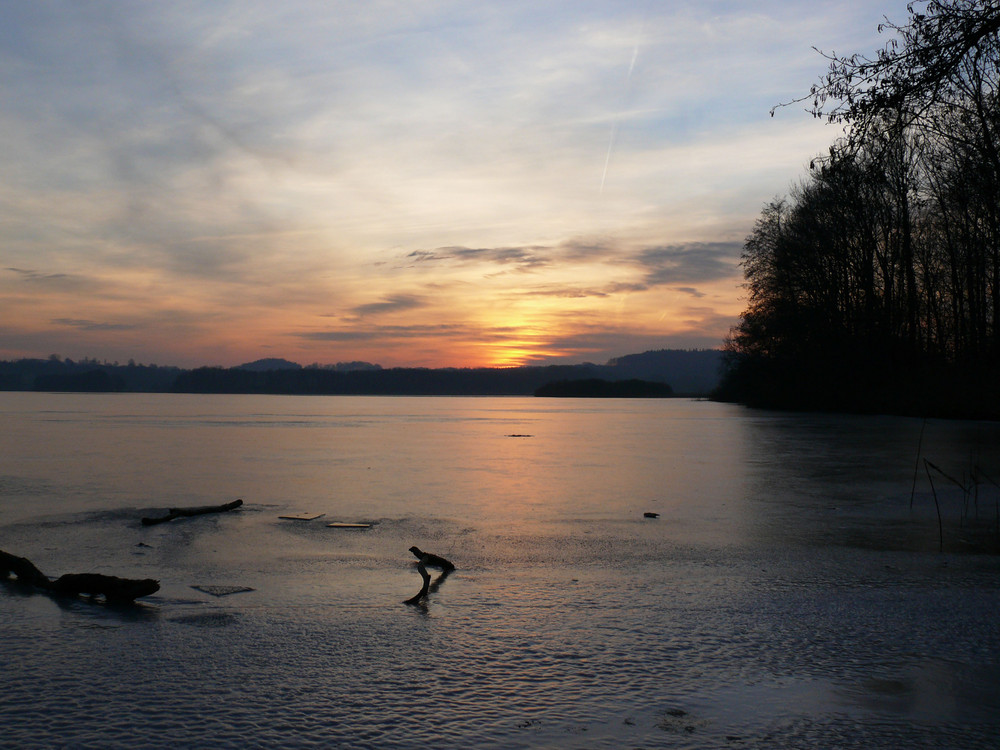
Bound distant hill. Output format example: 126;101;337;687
237;359;384;372
237;358;303;372
605;349;723;394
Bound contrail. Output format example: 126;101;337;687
600;44;639;195
626;43;639;79
599;124;619;195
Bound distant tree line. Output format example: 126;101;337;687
172;365;659;396
0;356;181;392
717;1;1000;418
534;379;674;397
0;349;723;396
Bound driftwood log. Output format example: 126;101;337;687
404;546;455;605
0;549;160;603
142;498;243;526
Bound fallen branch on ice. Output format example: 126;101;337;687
142;498;243;526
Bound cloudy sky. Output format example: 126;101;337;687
1;0;902;368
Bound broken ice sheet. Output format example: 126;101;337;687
191;584;255;597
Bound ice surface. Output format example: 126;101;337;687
2;394;999;748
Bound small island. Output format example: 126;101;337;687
533;378;673;398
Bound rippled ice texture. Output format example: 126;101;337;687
2;393;1000;749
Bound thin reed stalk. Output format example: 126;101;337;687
975;466;1000;539
910;418;927;510
924;459;944;553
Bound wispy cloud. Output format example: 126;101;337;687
51;318;139;332
516;280;648;299
673;287;707;299
636;242;742;286
350;295;426;317
0;0;904;366
4;267;100;293
405;246;551;269
7;268;73;283
299;323;472;343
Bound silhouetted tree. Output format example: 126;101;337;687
721;1;1000;417
792;1;1000;144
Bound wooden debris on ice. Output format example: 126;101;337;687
142;498;243;526
404;546;455;605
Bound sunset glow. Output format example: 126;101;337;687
0;1;899;368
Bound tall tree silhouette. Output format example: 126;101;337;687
721;1;1000;417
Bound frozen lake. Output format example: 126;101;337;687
2;393;1000;748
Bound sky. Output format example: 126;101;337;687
0;0;904;368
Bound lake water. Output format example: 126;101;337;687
2;392;999;749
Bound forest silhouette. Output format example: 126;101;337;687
716;1;1000;419
0;350;720;397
